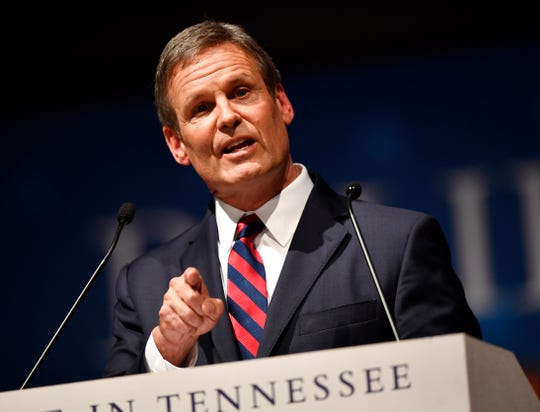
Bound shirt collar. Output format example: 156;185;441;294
215;163;314;247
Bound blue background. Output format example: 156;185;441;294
2;9;539;395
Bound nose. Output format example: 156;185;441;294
216;97;241;132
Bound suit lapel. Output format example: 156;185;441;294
180;207;241;362
257;174;350;357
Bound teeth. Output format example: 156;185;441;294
225;139;252;153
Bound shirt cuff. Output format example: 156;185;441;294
144;333;198;371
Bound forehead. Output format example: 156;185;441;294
171;43;260;84
188;42;254;66
168;43;264;107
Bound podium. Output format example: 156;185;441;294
2;333;538;411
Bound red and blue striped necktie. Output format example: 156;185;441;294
227;214;268;359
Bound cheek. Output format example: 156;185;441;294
182;134;217;164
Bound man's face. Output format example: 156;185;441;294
163;42;295;207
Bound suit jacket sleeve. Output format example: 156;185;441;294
102;263;149;377
101;220;208;377
393;213;482;339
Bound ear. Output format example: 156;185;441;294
275;83;295;125
163;126;191;166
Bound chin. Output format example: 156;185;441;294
227;163;267;182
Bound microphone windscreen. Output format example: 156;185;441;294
345;182;362;200
117;202;136;225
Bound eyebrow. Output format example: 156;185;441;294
183;73;256;106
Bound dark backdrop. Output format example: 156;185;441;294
2;6;539;395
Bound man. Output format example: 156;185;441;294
103;20;481;376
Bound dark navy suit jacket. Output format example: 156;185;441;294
103;172;482;377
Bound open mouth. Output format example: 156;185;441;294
223;139;255;154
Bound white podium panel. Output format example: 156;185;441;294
1;333;538;411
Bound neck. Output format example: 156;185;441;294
217;163;301;211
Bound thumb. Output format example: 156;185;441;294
202;298;225;321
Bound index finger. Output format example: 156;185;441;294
183;267;203;293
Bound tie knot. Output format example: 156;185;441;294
235;214;264;240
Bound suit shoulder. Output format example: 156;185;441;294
126;218;205;272
354;199;432;221
351;199;445;240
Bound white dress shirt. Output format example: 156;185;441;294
145;163;314;371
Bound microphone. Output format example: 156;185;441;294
20;202;136;390
345;183;400;341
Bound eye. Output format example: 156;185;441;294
234;87;249;98
195;103;209;113
189;102;212;119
